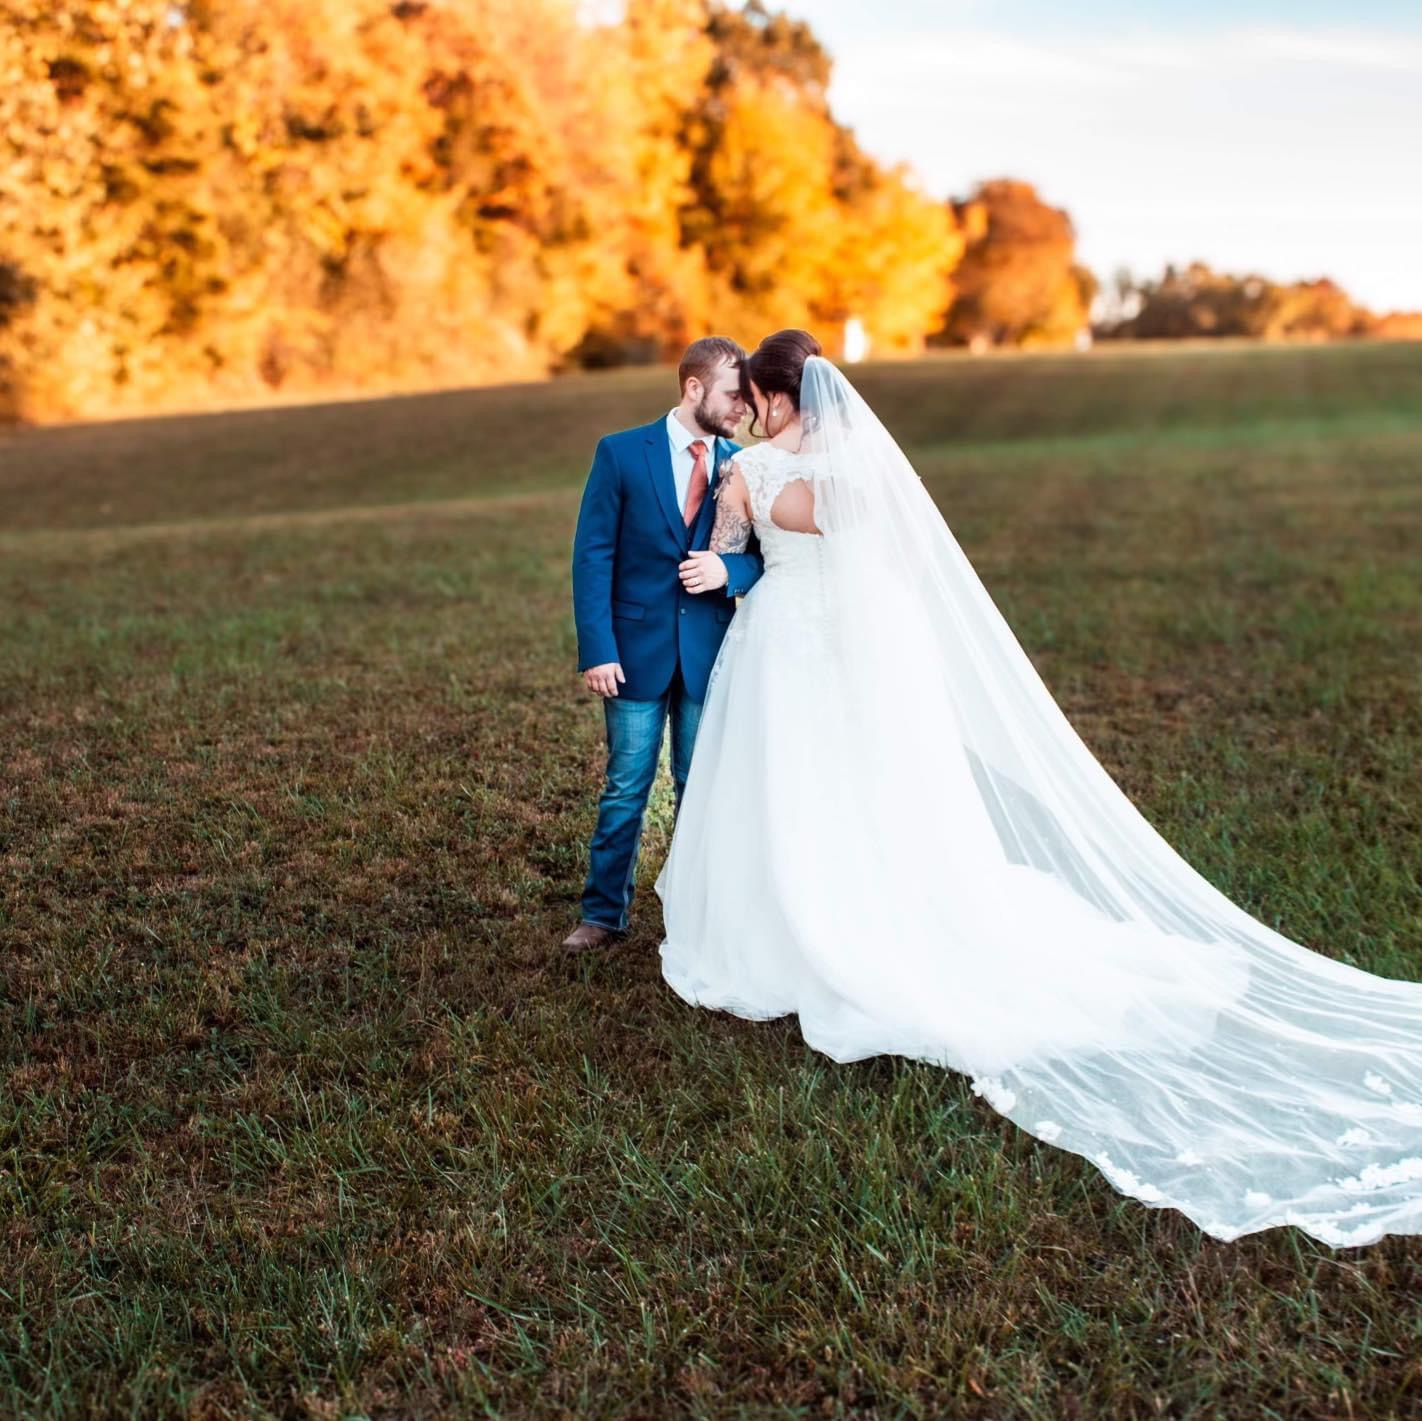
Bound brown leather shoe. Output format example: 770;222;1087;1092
560;922;618;954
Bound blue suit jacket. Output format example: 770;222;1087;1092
572;418;764;702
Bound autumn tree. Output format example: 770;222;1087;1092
0;0;234;417
934;179;1091;350
681;0;957;357
1264;277;1372;340
1100;264;1374;342
823;130;960;354
191;0;635;394
572;0;716;365
0;0;963;420
1;0;642;417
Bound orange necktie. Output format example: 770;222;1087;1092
684;439;709;526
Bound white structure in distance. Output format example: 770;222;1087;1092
843;317;869;363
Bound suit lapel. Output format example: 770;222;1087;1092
643;419;687;548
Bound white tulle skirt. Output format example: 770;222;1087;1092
659;559;1237;1074
656;544;1422;1248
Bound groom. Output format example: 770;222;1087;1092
561;337;765;953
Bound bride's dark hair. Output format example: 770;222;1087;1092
741;328;822;438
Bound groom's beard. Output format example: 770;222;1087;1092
694;395;741;439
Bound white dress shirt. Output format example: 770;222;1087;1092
665;409;716;517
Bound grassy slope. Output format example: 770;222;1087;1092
2;341;1421;1418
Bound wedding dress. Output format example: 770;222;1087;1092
655;355;1422;1247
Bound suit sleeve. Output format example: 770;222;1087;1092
718;539;763;599
571;437;622;670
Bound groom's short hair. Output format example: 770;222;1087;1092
679;336;745;395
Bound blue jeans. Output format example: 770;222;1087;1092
580;670;703;933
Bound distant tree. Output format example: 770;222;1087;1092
934;180;1091;350
684;0;957;355
824;131;959;354
1375;310;1422;339
1264;278;1372;340
1103;263;1264;339
1099;263;1375;342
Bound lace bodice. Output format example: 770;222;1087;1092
727;443;825;578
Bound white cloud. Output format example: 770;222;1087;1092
1253;28;1422;73
831;34;1127;85
810;17;1422;309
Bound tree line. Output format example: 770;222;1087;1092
0;1;1409;424
1097;264;1408;344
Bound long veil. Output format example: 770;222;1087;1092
795;354;1422;1247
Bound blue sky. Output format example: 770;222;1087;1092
791;1;1422;310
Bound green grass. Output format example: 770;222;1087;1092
3;340;1422;1418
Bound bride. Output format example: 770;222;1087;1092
655;328;1422;1248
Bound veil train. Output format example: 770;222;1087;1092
702;356;1422;1247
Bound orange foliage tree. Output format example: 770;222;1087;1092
933;179;1094;350
0;0;959;421
684;1;956;355
1;0;641;417
0;0;233;416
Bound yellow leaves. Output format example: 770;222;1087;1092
823;153;959;353
958;199;990;246
713;76;837;228
693;72;841;341
689;70;959;358
1;0;977;420
296;205;349;259
221;111;266;163
939;180;1089;349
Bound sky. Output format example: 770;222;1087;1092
788;0;1422;312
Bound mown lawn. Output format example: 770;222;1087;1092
3;341;1421;1418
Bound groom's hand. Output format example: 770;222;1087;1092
583;663;625;697
679;550;727;594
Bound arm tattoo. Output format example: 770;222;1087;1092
710;479;752;555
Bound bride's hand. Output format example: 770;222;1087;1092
679;551;727;594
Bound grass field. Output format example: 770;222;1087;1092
3;341;1422;1418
